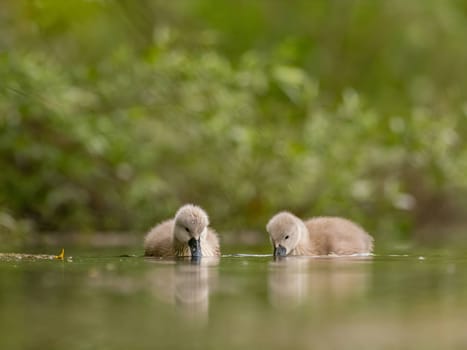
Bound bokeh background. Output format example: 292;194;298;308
1;0;467;248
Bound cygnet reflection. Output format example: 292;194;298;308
268;256;371;309
146;257;219;324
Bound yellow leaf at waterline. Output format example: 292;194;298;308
55;249;65;260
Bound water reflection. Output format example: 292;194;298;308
3;253;467;349
146;257;219;324
268;256;372;309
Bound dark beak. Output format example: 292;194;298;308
188;237;201;258
274;244;287;257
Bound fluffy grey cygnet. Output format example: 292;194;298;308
144;204;220;257
266;212;373;256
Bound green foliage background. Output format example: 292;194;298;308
1;0;467;243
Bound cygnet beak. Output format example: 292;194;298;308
274;244;287;257
188;237;201;258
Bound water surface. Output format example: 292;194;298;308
1;248;467;349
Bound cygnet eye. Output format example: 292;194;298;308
285;235;289;240
185;227;190;233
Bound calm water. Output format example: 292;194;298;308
1;246;467;350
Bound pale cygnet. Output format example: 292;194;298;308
266;211;373;256
144;204;220;257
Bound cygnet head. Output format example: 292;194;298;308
266;212;304;257
173;204;209;258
